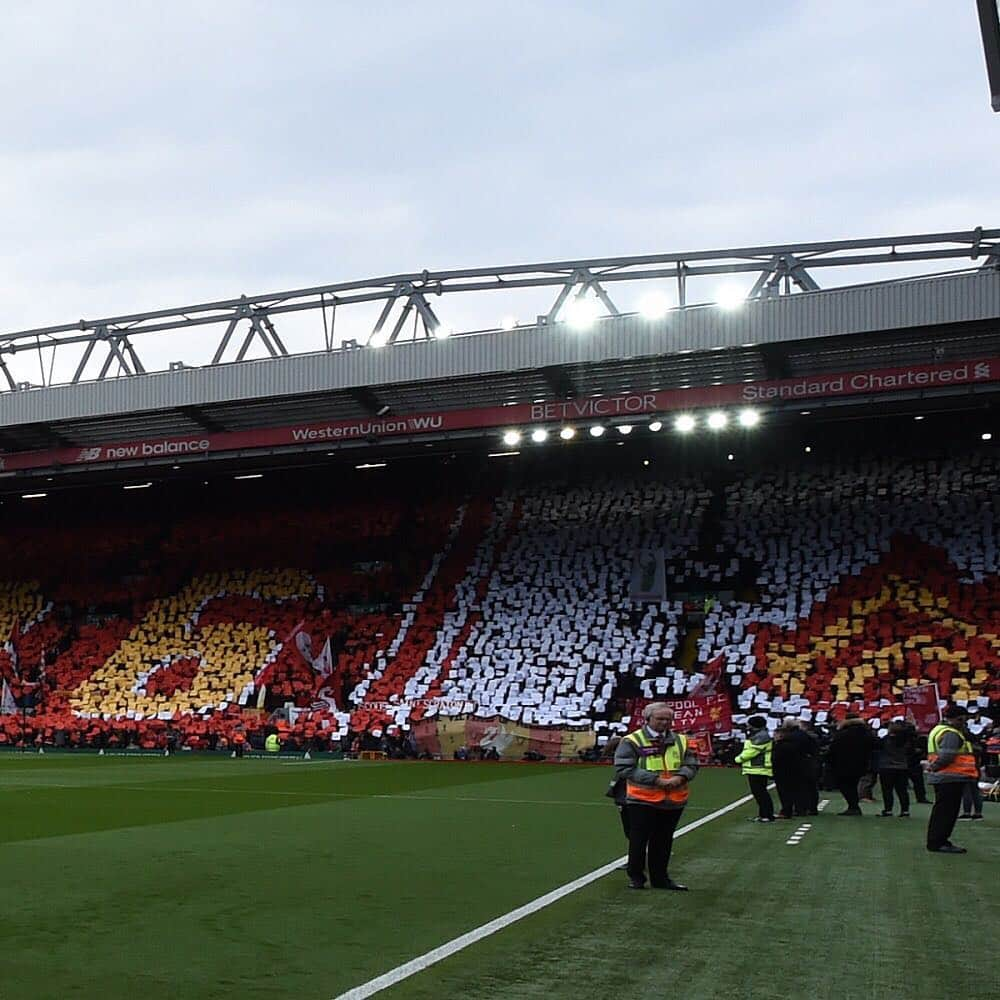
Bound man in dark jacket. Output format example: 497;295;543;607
905;723;930;803
828;713;874;815
614;703;699;890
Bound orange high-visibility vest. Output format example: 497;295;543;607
624;729;690;805
927;724;978;779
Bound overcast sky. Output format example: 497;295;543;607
1;0;997;380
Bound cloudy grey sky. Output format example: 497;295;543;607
1;0;997;379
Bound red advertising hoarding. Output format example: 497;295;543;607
1;356;997;472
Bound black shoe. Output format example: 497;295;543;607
651;879;688;891
971;814;984;821
899;812;910;817
957;814;974;821
626;879;647;889
838;808;863;816
927;844;967;854
878;810;893;817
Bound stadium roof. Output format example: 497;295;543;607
0;228;998;479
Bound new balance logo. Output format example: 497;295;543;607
76;447;103;462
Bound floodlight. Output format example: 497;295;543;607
737;408;761;428
564;296;601;330
589;425;606;438
617;425;633;436
530;428;549;444
638;292;670;320
707;411;728;430
502;430;521;447
648;421;663;432
559;426;576;440
715;285;745;310
674;414;696;433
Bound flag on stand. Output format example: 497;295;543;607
0;678;16;715
311;638;334;680
689;654;725;697
3;619;21;678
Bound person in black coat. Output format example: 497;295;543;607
878;718;914;816
772;718;813;817
828;713;875;815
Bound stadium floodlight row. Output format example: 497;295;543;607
500;408;763;446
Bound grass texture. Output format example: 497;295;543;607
0;756;994;1000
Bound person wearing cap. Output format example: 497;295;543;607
614;702;699;891
923;706;978;854
735;716;774;822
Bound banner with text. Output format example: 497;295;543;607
411;716;595;761
2;356;997;472
625;693;733;734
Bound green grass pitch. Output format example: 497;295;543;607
0;755;995;1000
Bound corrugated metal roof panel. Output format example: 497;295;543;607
0;270;997;430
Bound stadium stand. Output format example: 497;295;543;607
1;449;998;751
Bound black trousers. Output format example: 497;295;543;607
747;774;774;819
802;760;820;813
774;771;799;816
626;804;683;885
838;773;862;810
618;804;630;839
858;771;878;800
879;769;910;812
926;781;968;850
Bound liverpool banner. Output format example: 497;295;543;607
411;716;595;761
626;693;733;734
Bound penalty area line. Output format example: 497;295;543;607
330;789;756;1000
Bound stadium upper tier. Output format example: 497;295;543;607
0;446;997;749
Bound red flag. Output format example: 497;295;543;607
689;654;724;697
901;683;941;734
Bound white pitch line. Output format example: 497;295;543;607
280;759;355;766
786;820;815;846
329;790;757;1000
